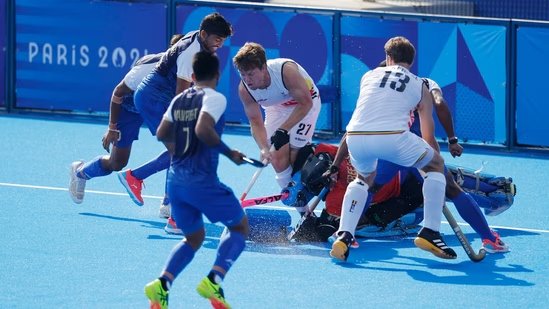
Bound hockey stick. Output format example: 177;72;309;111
243;157;266;168
287;187;330;241
239;145;275;202
241;192;290;207
443;204;486;262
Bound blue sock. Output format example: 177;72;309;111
210;232;246;283
451;192;494;241
161;241;196;287
131;150;171;180
78;156;112;179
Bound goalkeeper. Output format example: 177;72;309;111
282;143;515;247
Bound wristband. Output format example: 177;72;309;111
108;122;117;130
214;141;231;155
448;137;458;145
111;93;123;104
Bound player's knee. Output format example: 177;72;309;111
228;215;250;237
271;149;291;172
348;178;370;195
185;227;206;251
422;152;445;173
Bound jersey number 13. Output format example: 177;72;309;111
379;71;410;92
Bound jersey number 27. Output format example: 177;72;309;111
379;71;410;92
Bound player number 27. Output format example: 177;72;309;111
379;71;410;92
296;123;312;135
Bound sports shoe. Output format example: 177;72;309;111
414;227;457;259
69;160;87;204
330;231;355;262
328;232;359;249
117;169;144;206
197;277;232;309
144;279;169;309
482;230;510;253
159;201;171;219
164;217;182;235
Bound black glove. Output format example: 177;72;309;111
270;128;290;150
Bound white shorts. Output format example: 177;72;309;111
346;131;435;176
264;99;321;148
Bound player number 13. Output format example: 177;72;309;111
379;71;410;92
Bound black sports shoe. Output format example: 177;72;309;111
414;227;457;259
330;231;355;262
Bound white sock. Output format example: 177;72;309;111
339;179;370;236
275;166;293;189
422;172;447;232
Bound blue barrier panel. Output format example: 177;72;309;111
0;0;5;108
515;24;549;147
15;0;167;113
176;4;334;130
340;16;418;132
340;15;507;144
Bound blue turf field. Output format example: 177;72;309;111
1;116;548;309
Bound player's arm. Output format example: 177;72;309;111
432;89;455;138
175;78;191;96
417;84;440;153
432;89;463;157
238;82;270;155
175;49;195;96
109;81;132;127
322;133;349;185
279;62;313;132
157;97;177;144
102;80;134;152
332;133;349;169
197;94;245;164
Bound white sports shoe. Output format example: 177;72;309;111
158;201;171;219
69;160;87;204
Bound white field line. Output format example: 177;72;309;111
1;181;548;234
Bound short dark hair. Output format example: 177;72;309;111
233;42;267;72
169;34;184;47
200;13;233;38
192;51;219;82
384;36;415;65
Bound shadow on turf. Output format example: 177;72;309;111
79;212;168;228
78;211;538;286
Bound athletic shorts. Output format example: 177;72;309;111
134;74;174;136
346;131;435;177
115;108;144;148
264;98;321;148
167;173;245;235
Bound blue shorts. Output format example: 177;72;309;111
167;174;245;235
134;74;174;136
116;108;144;148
